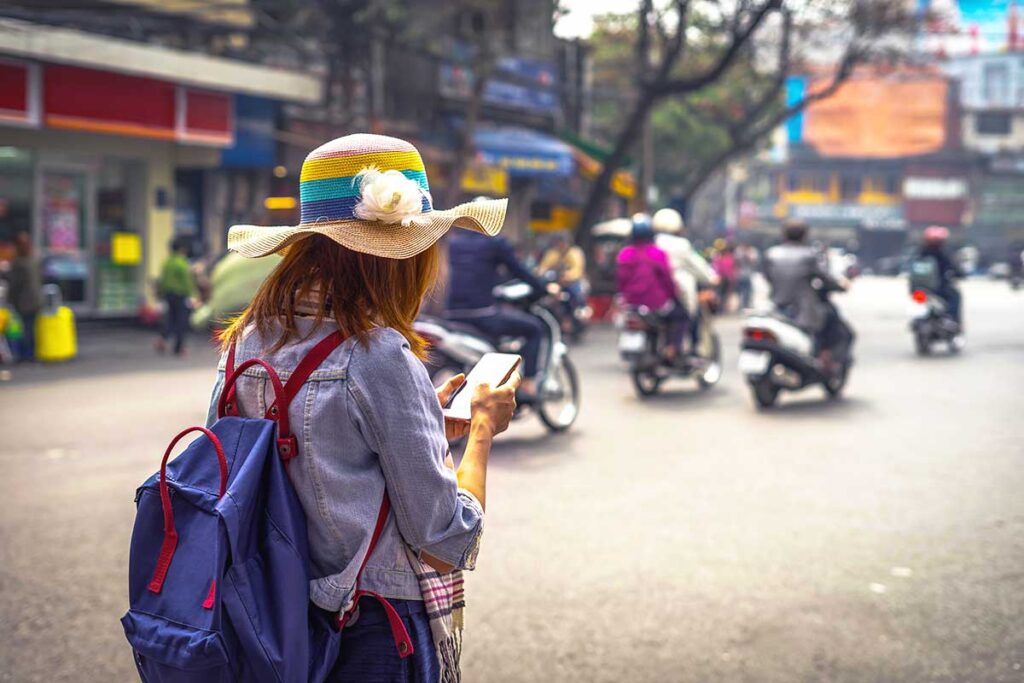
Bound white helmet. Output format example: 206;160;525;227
652;208;684;234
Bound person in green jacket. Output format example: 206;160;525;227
155;236;196;356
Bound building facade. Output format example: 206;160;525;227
945;52;1024;253
0;7;319;317
735;66;971;263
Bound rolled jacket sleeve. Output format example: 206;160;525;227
348;332;485;570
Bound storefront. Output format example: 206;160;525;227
472;126;575;242
0;59;229;315
0;19;320;317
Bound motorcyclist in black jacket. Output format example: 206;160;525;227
916;225;963;327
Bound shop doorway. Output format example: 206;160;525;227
37;164;94;311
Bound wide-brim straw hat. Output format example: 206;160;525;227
228;133;507;260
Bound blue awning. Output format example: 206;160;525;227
474;127;574;178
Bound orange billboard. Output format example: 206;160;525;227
803;68;950;158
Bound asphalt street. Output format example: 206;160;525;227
1;276;1022;682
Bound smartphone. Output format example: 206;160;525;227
443;353;522;422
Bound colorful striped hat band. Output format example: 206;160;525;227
227;133;507;260
298;145;433;225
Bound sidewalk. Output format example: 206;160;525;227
1;322;220;387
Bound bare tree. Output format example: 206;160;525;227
574;0;920;251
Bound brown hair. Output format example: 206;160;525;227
220;235;440;358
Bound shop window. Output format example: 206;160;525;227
787;172;827;193
840;175;860;201
530;200;553;220
806;174;829;193
786;172;800;192
982;62;1010;106
976;112;1012;135
0;146;33;258
883;175;901;196
95;159;144;313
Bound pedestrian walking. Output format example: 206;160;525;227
217;133;518;682
713;244;737;312
7;231;42;361
735;242;759;310
155;236;196;356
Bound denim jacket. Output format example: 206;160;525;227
205;319;484;611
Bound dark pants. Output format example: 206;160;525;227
737;275;753;309
939;286;962;326
161;293;189;355
818;302;855;359
690;307;701;348
563;281;585;309
18;311;36;361
448;309;545;377
660;302;690;352
326;598;439;683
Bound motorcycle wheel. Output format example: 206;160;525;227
696;333;723;390
914;332;930;356
824;361;849;398
537;356;580;432
752;379;779;409
948;334;966;354
631;363;662;398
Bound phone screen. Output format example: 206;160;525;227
443;353;521;422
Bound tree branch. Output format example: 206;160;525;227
653;0;781;97
680;43;861;200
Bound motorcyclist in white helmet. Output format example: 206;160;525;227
652;208;719;353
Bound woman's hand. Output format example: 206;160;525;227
436;374;471;441
470;372;521;437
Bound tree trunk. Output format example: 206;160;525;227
447;60;492;207
574;93;653;254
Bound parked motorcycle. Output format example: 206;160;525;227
617;299;722;398
908;288;964;355
738;305;852;409
416;281;581;433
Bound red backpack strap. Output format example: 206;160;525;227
221;342;239;415
149;426;228;594
337;495;415;659
217;331;346;462
282;330;346;404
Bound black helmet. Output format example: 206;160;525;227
782;219;809;243
631;212;654;242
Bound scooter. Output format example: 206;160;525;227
908;288;964;355
617;298;722;398
738;292;852;408
540;270;592;343
415;281;581;433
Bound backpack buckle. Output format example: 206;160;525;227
277;435;299;461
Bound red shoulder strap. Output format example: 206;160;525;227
356;495;390;584
338;495;392;623
281;330;346;404
218;330;346;461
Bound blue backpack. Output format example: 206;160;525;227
122;332;406;681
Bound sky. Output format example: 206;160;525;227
555;0;635;39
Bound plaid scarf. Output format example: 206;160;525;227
403;546;465;683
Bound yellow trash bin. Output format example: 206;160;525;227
35;284;77;363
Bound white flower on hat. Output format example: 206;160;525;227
352;167;427;226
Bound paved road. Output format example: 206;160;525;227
1;276;1022;682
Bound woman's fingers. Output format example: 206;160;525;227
436;373;466;406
